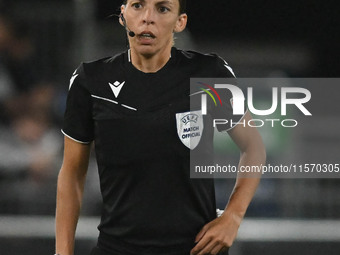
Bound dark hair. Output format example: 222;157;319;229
122;0;186;14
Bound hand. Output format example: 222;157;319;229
190;211;242;255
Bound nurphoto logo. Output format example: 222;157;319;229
199;83;312;128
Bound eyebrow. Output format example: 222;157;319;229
157;1;174;6
132;0;174;7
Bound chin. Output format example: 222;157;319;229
136;45;158;57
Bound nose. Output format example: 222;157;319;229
142;8;155;25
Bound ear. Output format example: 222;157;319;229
119;5;125;27
174;14;188;33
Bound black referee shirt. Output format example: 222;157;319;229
62;47;240;254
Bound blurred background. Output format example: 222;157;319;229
0;0;339;254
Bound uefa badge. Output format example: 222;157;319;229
176;110;204;150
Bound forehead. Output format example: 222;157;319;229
126;0;179;5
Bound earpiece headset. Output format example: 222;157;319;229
120;13;135;37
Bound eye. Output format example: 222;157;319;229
132;2;142;9
159;6;170;13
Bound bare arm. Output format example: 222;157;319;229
55;137;91;255
224;111;265;221
191;111;266;255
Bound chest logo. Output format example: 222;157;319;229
109;81;125;98
176;110;204;150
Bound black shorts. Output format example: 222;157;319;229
90;246;229;255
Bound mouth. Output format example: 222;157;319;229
138;31;156;39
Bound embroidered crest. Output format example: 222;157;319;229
176;110;204;150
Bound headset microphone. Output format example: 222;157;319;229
128;31;135;38
120;14;135;37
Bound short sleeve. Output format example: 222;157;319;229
62;64;94;144
215;55;236;78
211;56;246;132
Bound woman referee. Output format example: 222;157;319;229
55;0;266;255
